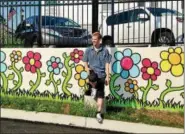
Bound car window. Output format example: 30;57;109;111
131;9;149;22
106;10;136;25
26;16;34;24
147;8;183;17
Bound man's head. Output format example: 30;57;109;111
92;32;102;48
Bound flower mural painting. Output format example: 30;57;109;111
23;51;42;73
8;50;24;91
10;50;22;63
140;58;161;103
74;64;89;91
110;48;141;100
112;48;141;79
124;79;139;98
22;51;46;93
0;51;7;73
46;56;63;94
160;47;184;77
159;47;184;106
70;49;84;63
141;58;161;81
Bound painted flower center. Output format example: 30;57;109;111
14;55;18;59
74;54;79;58
129;84;134;89
30;59;35;65
52;62;58;69
80;71;88;79
120;57;133;70
169;53;181;65
147;67;154;75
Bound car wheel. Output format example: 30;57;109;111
103;37;115;47
24;39;32;48
153;32;175;47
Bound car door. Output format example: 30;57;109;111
130;9;150;43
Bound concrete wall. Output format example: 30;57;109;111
0;47;184;111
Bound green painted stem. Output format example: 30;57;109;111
30;69;42;93
109;73;121;100
50;72;58;94
142;79;153;103
12;62;23;91
84;83;88;92
134;91;139;99
159;85;184;102
62;53;73;96
0;72;8;92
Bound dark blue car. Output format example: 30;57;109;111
15;16;92;48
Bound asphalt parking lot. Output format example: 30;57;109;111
0;119;130;134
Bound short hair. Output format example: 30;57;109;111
92;32;102;39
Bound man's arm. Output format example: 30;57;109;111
105;62;110;85
84;62;90;75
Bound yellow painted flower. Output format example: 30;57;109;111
74;64;88;87
10;50;22;63
124;79;139;93
160;47;184;77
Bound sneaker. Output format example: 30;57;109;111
91;88;97;99
96;113;103;123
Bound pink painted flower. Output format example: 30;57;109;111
141;58;161;81
22;51;42;73
70;49;84;63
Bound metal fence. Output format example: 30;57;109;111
0;0;184;48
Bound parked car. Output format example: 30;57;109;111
100;7;184;47
15;16;92;48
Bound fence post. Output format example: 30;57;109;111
92;0;98;33
38;0;42;45
111;0;114;44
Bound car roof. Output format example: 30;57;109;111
27;15;70;21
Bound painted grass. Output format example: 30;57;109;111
1;92;184;128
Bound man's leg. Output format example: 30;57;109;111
97;98;104;113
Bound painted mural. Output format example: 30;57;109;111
0;47;184;111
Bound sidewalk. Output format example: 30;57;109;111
1;108;184;134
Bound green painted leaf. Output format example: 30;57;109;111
180;92;184;98
13;80;18;85
62;52;67;58
67;84;72;88
8;66;13;70
57;79;61;85
42;72;46;77
152;84;159;90
29;80;34;86
140;86;145;91
70;63;75;68
62;71;67;77
45;80;51;86
114;85;120;91
7;73;15;80
165;79;172;87
19;67;24;72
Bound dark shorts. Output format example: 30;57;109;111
85;77;105;98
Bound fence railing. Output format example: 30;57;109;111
0;0;184;48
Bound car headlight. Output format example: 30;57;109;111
42;29;62;37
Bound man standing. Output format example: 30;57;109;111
83;32;111;123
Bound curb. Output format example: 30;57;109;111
1;108;184;133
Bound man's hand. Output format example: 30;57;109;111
105;76;109;86
89;81;97;88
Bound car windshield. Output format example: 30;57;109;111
147;8;183;17
41;16;81;27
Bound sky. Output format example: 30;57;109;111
0;1;39;30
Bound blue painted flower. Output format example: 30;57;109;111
0;51;7;73
47;56;63;75
112;48;141;79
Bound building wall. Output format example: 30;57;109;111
0;46;184;112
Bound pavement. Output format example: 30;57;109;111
1;108;184;134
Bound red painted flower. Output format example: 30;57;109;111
22;51;42;73
70;49;84;63
141;58;161;81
